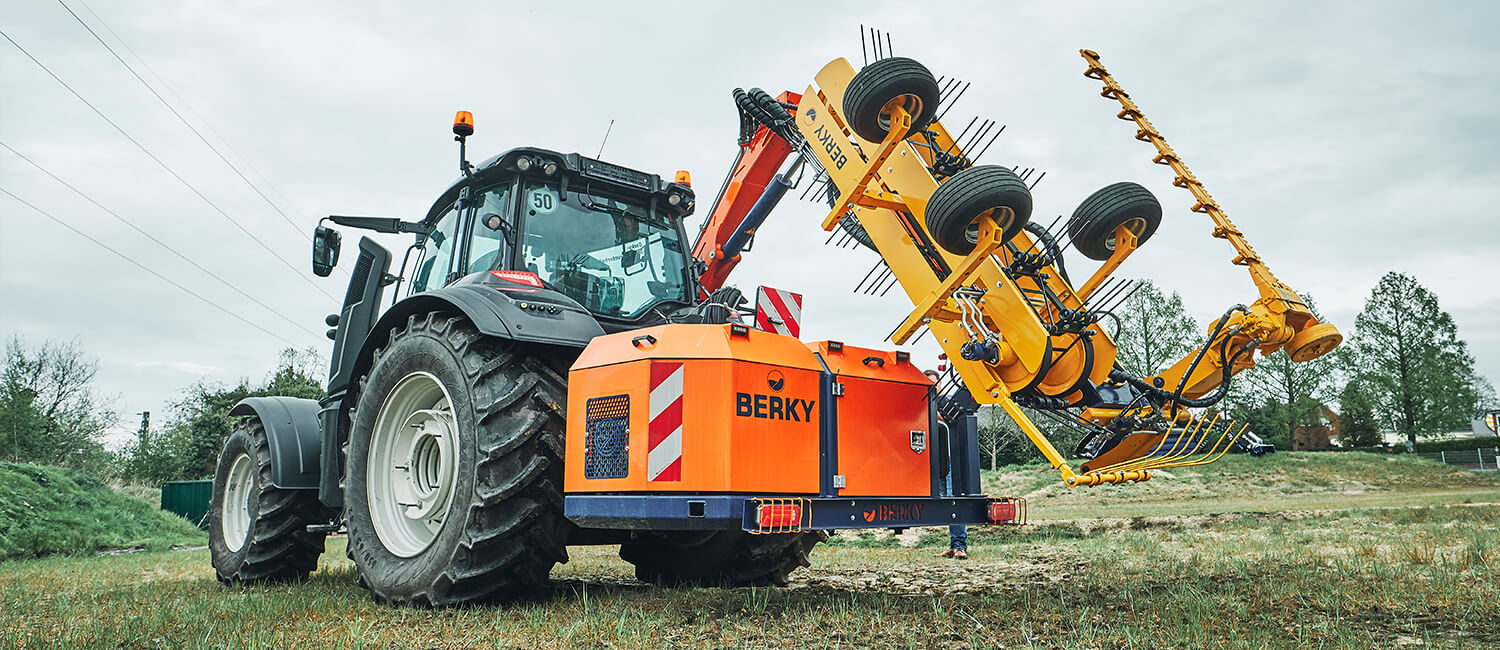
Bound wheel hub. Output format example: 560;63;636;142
368;372;461;557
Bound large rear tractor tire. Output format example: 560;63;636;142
620;530;825;587
345;313;570;606
209;419;329;583
1065;182;1162;261
842;57;941;143
924;165;1033;255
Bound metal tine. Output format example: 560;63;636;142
1097;280;1137;315
1029;171;1048;190
824;228;840;246
873;27;882;60
971;124;1006;163
1083;277;1117;309
962;120;994;154
1090;277;1127;309
886;31;893;58
937;77;960;106
1016;166;1033;182
945;116;979;155
1098;411;1209;474
853;259;884;293
936;82;970;123
874;267;896;295
799;170;827;201
878;272;901;297
860;25;868;67
1100;280;1143;314
864;266;893;295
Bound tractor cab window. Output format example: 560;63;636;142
412;203;460;293
518;181;687;318
465;186;511;275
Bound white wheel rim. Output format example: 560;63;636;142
221;453;254;552
368;371;460;558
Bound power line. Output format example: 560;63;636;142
0;185;299;348
1;140;323;340
0;28;339;302
58;0;312;246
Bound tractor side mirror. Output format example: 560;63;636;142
312;225;342;277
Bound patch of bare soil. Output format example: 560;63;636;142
792;547;1089;596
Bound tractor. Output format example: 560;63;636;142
209;47;1339;606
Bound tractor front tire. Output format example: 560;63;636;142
1065;182;1162;261
209;418;328;584
842;57;941;143
345;314;570;606
620;530;825;587
924;165;1033;255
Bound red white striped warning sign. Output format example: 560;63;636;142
647;362;684;482
755;286;803;338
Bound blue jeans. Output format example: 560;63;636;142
943;469;968;550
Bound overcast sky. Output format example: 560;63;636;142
2;1;1497;440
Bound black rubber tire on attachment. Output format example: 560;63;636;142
620;530;825;587
210;419;329;584
842;57;941;143
924;165;1033;255
345;313;571;606
1065;182;1162;261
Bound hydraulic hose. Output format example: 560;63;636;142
1024;221;1071;286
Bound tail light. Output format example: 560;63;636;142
757;503;802;528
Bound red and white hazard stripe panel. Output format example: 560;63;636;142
647;362;684;481
754;286;803;338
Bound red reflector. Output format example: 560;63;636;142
490;270;544;288
988;500;1017;523
758;503;802;528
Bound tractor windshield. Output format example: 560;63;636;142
517;181;687;317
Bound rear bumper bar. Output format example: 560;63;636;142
564;494;1024;532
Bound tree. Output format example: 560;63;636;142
121;347;325;483
0;336;116;472
1347;272;1479;446
1337;379;1383;448
1111;279;1200;378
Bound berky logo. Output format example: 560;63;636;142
767;370;785;392
804;107;817;123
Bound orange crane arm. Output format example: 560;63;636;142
692;91;800;298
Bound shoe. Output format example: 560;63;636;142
953;549;968;560
934;549;956;558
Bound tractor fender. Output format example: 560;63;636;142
228;396;323;489
347;285;603;401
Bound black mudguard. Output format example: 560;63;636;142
349;283;603;387
228;397;323;489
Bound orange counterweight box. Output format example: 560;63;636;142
564;324;937;498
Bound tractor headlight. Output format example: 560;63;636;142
515;157;532;172
667;193;682;206
542;162;558;176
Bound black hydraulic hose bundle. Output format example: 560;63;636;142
1024;221;1071;286
1108;304;1254;411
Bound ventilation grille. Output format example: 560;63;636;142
345;249;374;308
584;394;630;479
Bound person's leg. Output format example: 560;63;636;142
949;525;968;558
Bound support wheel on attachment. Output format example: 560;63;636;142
345;313;570;606
842;57;940;143
1286;322;1342;362
924;165;1033;255
1065;182;1162;261
210;419;329;584
620;530;825;587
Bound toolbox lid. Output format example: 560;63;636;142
572;323;824;372
807;340;931;385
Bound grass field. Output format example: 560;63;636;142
0;463;205;560
3;453;1498;649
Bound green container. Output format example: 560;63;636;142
161;480;213;530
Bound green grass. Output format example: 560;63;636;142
0;463;206;560
1;453;1497;648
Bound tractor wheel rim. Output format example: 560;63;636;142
368;371;459;558
878;94;925;133
1105;217;1148;251
221;453;253;552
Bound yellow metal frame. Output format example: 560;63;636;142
788;54;1341;488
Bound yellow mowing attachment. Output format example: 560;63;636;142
1079;410;1249;481
1079;50;1292;306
